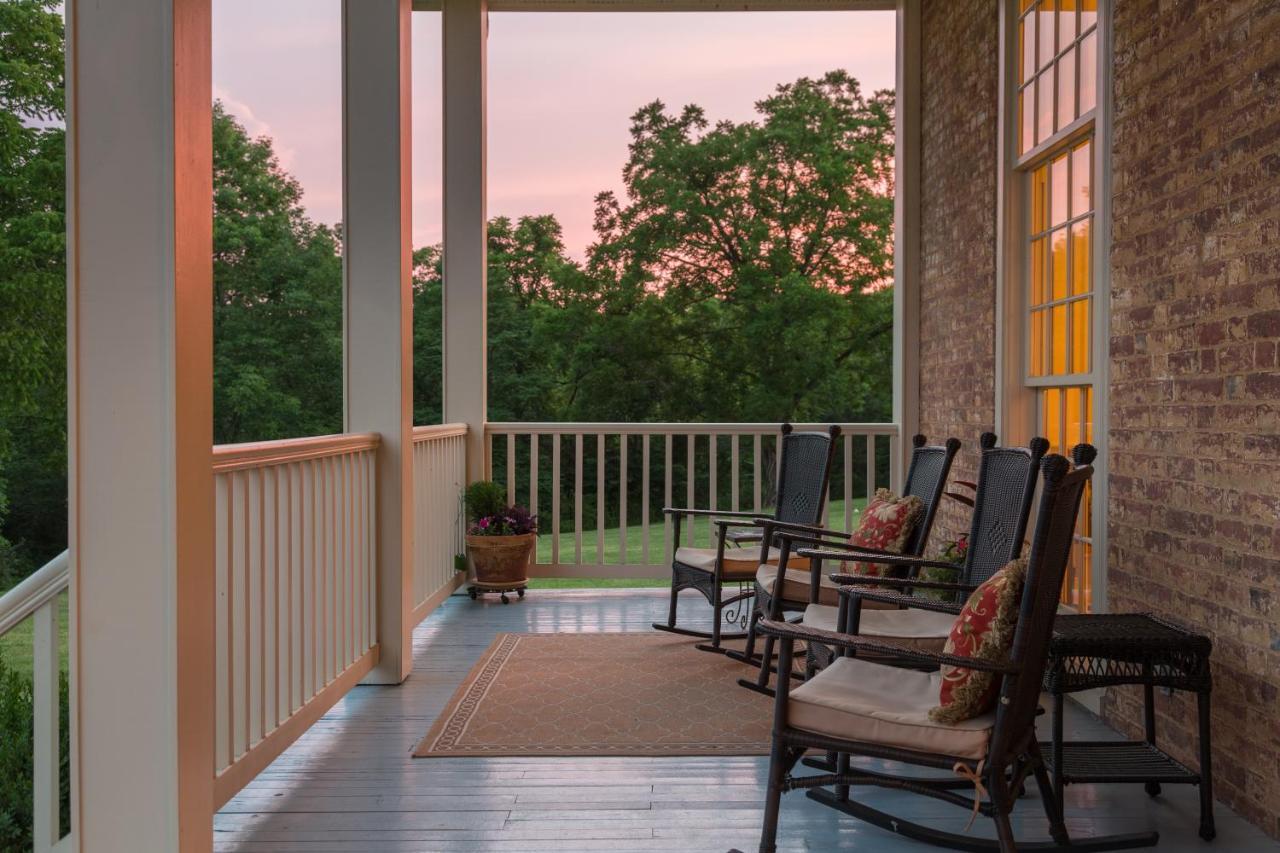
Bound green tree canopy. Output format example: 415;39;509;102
579;69;896;423
0;0;66;580
212;102;344;444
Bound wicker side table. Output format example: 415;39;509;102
1041;613;1215;841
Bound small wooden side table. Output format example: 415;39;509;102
1041;613;1215;841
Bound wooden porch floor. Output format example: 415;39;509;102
216;589;1277;852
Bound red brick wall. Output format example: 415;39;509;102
1105;0;1280;837
916;0;1000;546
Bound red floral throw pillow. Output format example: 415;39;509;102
840;488;923;577
929;558;1029;724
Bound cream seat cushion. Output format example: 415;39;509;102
756;565;895;609
756;564;841;606
789;656;994;760
802;603;955;653
674;545;799;579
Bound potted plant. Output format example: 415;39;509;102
917;477;976;601
463;480;537;603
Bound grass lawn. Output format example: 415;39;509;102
0;589;70;678
528;497;867;588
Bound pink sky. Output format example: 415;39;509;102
212;5;894;257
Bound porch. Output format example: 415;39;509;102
213;588;1273;852
17;0;1277;849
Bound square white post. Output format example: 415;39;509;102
343;0;415;684
443;0;488;482
892;0;922;489
67;0;216;848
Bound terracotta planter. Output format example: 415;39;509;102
466;532;535;588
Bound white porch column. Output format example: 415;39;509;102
67;0;215;849
343;0;415;684
892;0;922;488
443;0;489;482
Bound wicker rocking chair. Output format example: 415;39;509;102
737;446;1159;853
727;434;960;673
652;424;839;653
787;434;1054;684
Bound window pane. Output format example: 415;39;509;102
1079;30;1097;115
1051;227;1068;299
1081;0;1097;32
1070;139;1091;216
1042;387;1062;450
1059;0;1078;43
1020;87;1035;155
1031;310;1046;376
1071;218;1090;294
1085;385;1093;443
1032;164;1048;233
1032;236;1048;305
1064;386;1083;447
1051;303;1068;374
1050;153;1069;225
1056;49;1076;130
1072;298;1090;372
1021;16;1035;85
1038;0;1056;70
1037;71;1054;144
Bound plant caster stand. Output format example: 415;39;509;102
468;581;528;604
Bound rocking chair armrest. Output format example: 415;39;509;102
712;517;768;532
841;587;965;615
663;507;757;519
798;548;956;573
752;518;856;542
830;573;978;594
756;619;1020;674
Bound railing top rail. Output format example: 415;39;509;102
212;432;381;473
0;549;69;636
484;421;899;436
412;423;469;442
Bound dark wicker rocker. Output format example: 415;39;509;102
727;434;960;671
652;424;839;653
736;446;1159;853
788;434;1054;682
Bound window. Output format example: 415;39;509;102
1010;0;1102;611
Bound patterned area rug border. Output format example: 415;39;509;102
414;632;773;758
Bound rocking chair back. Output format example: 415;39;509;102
959;433;1050;588
772;424;840;526
990;444;1097;766
900;434;962;559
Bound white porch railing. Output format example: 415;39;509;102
484;423;900;579
0;550;72;853
411;424;468;622
211;433;380;806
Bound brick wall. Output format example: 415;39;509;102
916;0;1000;546
1105;0;1280;837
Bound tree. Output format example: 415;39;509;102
0;0;67;579
212;102;344;444
586;70;896;424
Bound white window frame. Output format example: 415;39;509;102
996;0;1113;614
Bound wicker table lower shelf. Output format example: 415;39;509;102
1044;613;1215;842
1041;740;1201;787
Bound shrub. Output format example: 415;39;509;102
0;653;70;850
463;481;507;525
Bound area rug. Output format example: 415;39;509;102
413;632;776;757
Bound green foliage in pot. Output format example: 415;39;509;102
463;481;507;525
